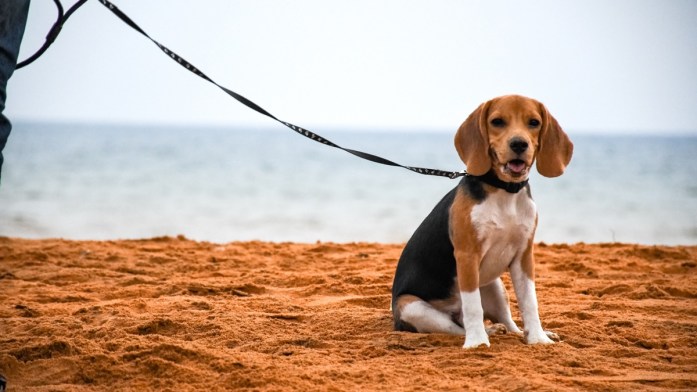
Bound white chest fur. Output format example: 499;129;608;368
470;189;537;286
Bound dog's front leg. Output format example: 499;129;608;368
509;244;556;345
460;288;490;348
451;197;489;349
455;250;490;349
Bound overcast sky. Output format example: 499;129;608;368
6;0;697;134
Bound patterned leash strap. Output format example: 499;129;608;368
23;0;467;179
97;0;466;179
100;1;468;179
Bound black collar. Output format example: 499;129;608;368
472;170;528;194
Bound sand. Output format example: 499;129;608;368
1;237;696;391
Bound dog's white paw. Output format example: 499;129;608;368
525;329;557;345
463;328;491;349
463;337;491;349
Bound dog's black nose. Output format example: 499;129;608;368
510;139;528;154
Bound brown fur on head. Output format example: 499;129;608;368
454;95;573;181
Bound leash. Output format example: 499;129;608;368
17;0;466;180
16;0;89;69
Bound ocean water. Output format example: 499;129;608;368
1;122;696;245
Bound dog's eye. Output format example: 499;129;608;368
529;119;541;127
491;118;505;127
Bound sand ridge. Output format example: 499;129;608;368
1;237;696;391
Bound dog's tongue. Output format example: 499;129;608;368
507;160;526;174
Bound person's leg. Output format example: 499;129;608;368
0;2;31;389
0;0;31;185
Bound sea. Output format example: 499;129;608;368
1;122;696;245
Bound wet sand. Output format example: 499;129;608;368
1;237;696;391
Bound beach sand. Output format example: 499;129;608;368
1;237;696;391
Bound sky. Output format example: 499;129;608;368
6;0;697;135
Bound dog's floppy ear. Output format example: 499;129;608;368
536;103;573;177
455;100;492;176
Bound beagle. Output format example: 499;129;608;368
391;95;573;349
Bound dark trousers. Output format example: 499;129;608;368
0;0;30;185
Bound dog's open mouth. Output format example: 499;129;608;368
505;159;527;175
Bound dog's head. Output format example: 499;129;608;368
454;95;573;182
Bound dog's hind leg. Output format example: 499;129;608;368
394;295;465;335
